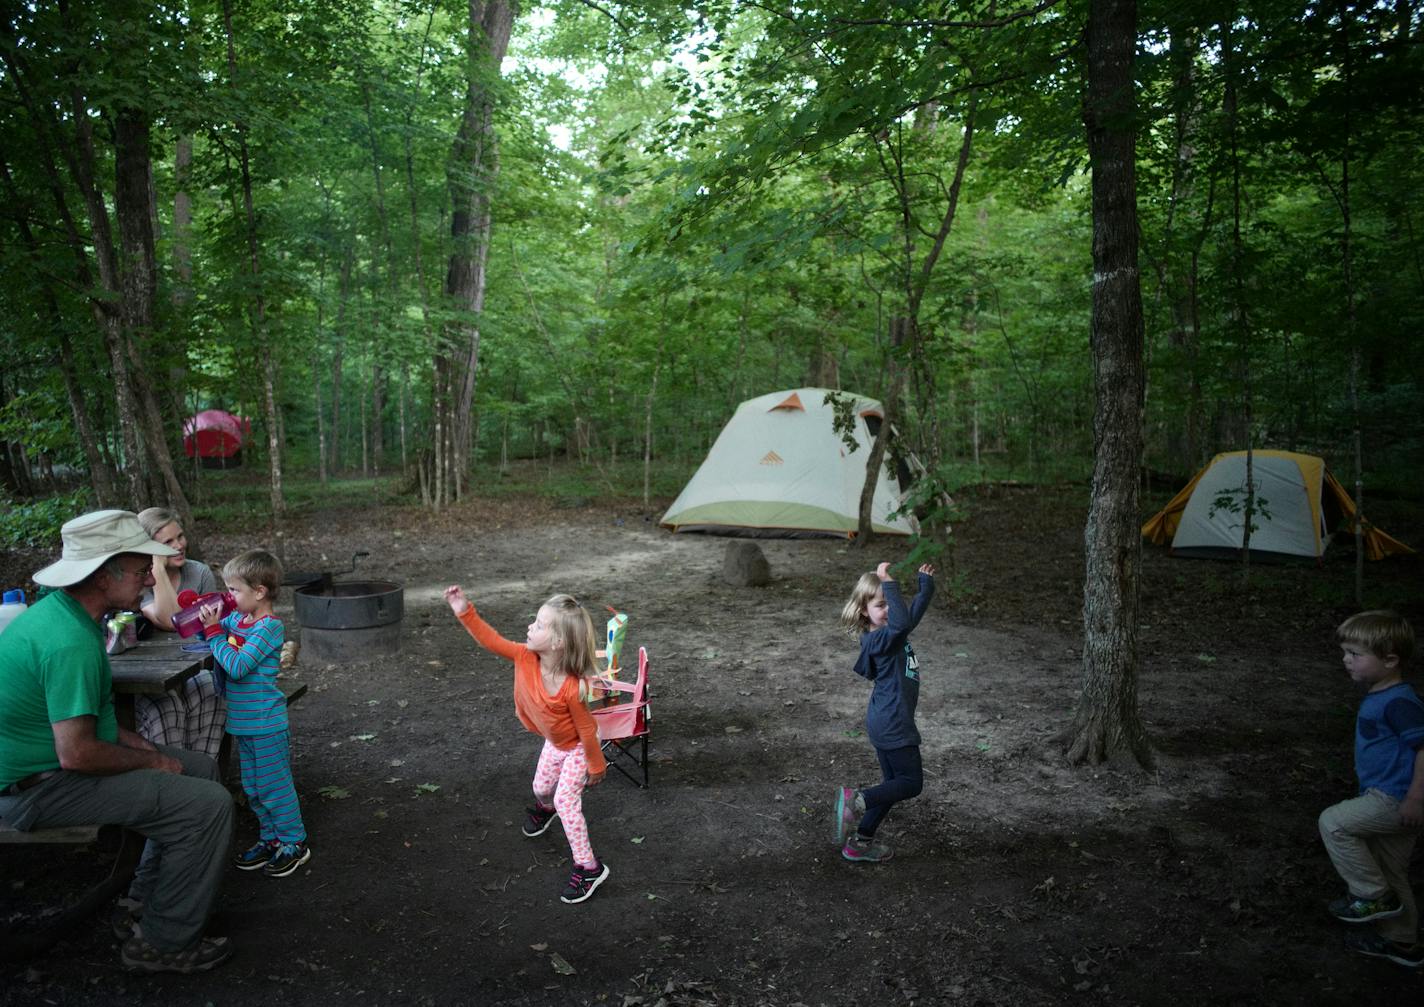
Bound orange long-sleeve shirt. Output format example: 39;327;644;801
456;606;606;775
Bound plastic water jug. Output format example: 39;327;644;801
0;589;27;636
604;612;628;675
172;591;237;638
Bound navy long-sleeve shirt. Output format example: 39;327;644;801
853;573;935;749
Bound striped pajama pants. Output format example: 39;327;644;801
532;738;596;869
236;731;306;844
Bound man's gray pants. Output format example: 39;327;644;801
0;746;233;951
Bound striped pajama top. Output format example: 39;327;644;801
204;612;287;736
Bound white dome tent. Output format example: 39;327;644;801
660;388;918;539
1141;450;1411;561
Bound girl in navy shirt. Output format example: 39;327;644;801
835;561;935;862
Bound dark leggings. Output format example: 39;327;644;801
858;745;923;837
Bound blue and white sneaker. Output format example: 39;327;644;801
264;841;311;878
234;839;277;871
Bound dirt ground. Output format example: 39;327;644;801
2;477;1423;1005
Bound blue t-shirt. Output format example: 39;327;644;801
853;574;935;749
1355;681;1424;801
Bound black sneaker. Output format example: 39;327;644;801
1344;930;1424;968
523;803;559;837
1328;891;1404;924
559;861;610;904
234;839;278;871
264;841;311;878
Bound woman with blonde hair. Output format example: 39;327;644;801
132;507;226;757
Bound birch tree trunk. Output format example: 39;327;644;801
1063;0;1152;768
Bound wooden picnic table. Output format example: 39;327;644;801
107;636;210;726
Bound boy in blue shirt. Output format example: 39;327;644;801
1318;610;1424;968
199;549;310;878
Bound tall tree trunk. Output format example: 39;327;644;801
1156;25;1208;475
399;366;409;471
363;83;396;477
64;85;149;507
166;133;197;497
1221;19;1256;584
315;366;328;487
332;247;352;472
857;316;908;543
856;96;977;542
0;35;151;506
1336;10;1364;605
222;0;284;529
0;158;118;504
1063;0;1152;769
114;105;197;533
173;136;194;299
437;0;515;507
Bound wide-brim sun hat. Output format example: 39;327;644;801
32;509;179;588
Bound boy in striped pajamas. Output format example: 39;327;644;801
199;550;311;878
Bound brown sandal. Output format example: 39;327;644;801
121;934;232;974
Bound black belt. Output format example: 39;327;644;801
2;770;60;796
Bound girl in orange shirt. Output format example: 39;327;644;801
444;586;609;903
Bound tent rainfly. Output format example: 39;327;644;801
660;388;917;538
1141;450;1412;561
183;409;249;468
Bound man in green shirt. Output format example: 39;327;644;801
0;510;234;974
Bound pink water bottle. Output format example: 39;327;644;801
172;590;236;638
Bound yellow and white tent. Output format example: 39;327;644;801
1142;450;1411;561
660;388;917;538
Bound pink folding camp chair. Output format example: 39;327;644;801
590;646;651;788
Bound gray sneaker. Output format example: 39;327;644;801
842;835;893;863
1343;930;1424;968
1328;891;1404;924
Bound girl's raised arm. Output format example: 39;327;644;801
448;588;523;661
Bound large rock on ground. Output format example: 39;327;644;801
722;541;771;587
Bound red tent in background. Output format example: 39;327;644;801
183;409;249;467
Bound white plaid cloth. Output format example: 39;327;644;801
133;670;227;759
